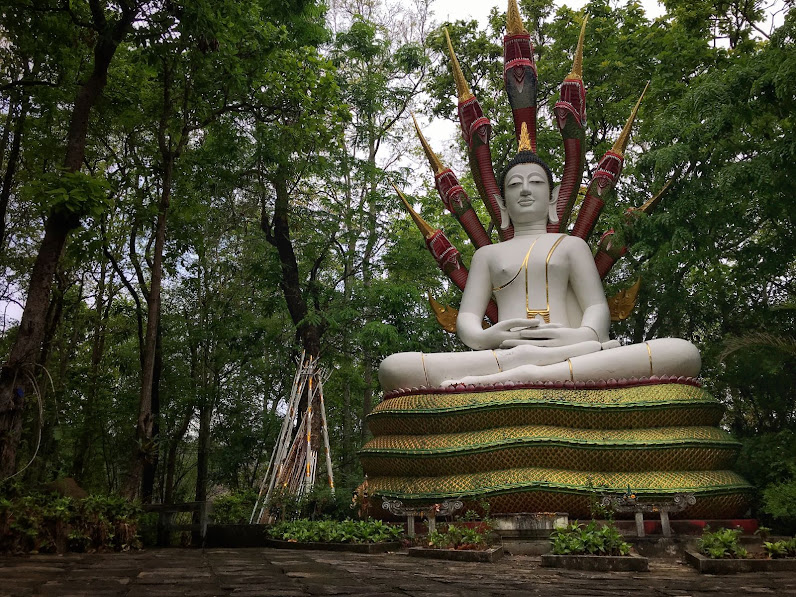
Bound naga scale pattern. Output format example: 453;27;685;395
362;384;752;518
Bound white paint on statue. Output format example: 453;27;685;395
378;162;700;391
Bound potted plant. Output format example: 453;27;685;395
540;520;648;571
409;518;503;562
265;519;403;553
685;527;796;573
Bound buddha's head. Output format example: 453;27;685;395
498;151;559;230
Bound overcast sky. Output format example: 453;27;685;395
432;0;666;25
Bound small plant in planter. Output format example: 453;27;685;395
763;537;796;559
428;523;491;550
267;519;403;544
697;527;748;559
550;520;631;556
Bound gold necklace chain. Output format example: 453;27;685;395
492;234;565;323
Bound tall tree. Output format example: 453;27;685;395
0;0;141;479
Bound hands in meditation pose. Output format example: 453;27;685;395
379;155;700;392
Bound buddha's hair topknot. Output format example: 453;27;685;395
498;151;555;199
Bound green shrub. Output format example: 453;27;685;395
550;520;631;556
762;480;796;531
0;493;142;554
697;527;748;559
211;490;258;524
267;519;403;544
264;487;355;522
763;537;796;559
426;522;493;550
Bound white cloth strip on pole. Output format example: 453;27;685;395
252;354;336;523
250;351;305;522
259;361;308;513
318;379;335;494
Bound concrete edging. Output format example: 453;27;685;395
684;550;796;574
264;539;402;553
540;553;649;571
408;546;504;562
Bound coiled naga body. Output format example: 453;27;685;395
362;1;752;519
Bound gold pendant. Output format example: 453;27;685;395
526;309;550;323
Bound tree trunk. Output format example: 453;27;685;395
73;258;110;482
164;406;193;504
0;3;135;479
0;94;27;251
195;399;212;504
141;318;162;504
263;168;324;424
122;155;173;499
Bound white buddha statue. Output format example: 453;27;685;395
379;151;701;392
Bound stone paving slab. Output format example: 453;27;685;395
0;548;794;596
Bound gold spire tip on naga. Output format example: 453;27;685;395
444;28;474;102
411;112;445;175
639;175;676;214
506;0;529;36
392;183;435;240
518;121;533;152
612;81;649;155
567;16;588;80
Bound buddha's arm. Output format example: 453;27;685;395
568;237;611;342
457;249;537;350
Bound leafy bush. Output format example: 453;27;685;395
763;537;796;559
264;487;355;522
427;522;491;550
697;527;748;559
550;520;631;556
267;519;403;544
0;493;142;554
762;479;796;532
211;490;258;524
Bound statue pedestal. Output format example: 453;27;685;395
361;379;751;519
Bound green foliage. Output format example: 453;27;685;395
211;490;259;524
697;527;749;559
0;494;142;554
24;170;111;218
763;537;796;559
264;487;356;522
762;479;796;531
427;522;492;550
267;518;403;544
550;520;631;556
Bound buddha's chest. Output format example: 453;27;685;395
490;235;569;320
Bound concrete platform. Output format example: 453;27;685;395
0;547;794;596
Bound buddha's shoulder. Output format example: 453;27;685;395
475;233;589;255
556;233;589;248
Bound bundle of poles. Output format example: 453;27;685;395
250;352;335;524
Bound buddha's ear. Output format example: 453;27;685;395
549;185;560;225
495;193;510;230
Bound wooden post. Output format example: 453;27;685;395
660;510;672;538
635;512;645;537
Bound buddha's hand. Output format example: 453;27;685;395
478;317;543;349
498;324;600;348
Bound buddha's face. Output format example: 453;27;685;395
503;162;552;226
